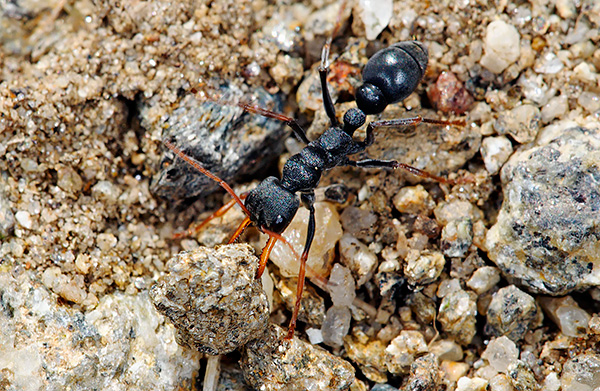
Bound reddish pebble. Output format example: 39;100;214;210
427;71;474;114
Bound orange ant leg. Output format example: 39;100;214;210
228;216;252;244
256;236;277;279
173;197;239;239
163;139;250;217
285;193;316;340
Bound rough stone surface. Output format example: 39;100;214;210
438;285;478;346
0;271;199;391
486;123;600;295
148;85;287;201
485;285;544;342
560;353;600;391
150;244;270;355
241;324;355;391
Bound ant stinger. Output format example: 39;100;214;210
164;37;464;340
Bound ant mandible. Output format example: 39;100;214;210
164;23;463;340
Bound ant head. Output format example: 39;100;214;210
342;108;366;135
245;177;299;234
355;83;388;115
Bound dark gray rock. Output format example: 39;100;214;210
485;285;543;342
486;123;600;295
147;84;287;201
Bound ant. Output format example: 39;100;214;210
164;20;464;341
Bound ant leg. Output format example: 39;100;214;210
345;157;455;184
228;216;252;244
286;192;316;340
360;116;466;148
256;235;277;279
237;103;310;144
318;66;340;128
173;193;249;239
163;139;251;216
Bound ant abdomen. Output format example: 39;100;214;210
355;41;429;115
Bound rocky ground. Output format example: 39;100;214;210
1;0;600;390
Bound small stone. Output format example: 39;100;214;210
277;277;326;327
392;185;435;215
438;286;477;345
344;330;388;383
91;180;122;205
404;250;445;286
482;336;519;374
560;353;600;391
543;372;561;391
441;218;473;258
480;20;520;74
467;266;501;295
486;124;600;295
480;136;513;175
556;0;576;19
150;244;270;355
384;330;428;375
427;71;474;115
429;340;464;362
507;360;539;391
0;193;15;237
327;264;356;307
440;361;470;383
456;376;488;391
494;105;541;144
322;305;352;348
485;285;543;342
541;96;568;124
340;207;378;240
270;202;342;278
489;374;514;391
339;234;378;287
358;0;392;40
15;210;33;230
534;53;564;74
241;324;355;391
577;91;600;113
538;296;591;337
403;353;443;390
306;328;324;345
95;232;117;252
57;166;83;194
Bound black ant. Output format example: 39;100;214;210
164;27;464;340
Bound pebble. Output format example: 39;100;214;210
486;123;600;295
488;374;514;391
437;286;477;345
150;244;270;355
344;330;388;383
427;71;474;114
494;105;541;144
404;250;445;286
441;217;473;258
384;330;428;375
148;85;287;201
456;377;489;391
241;324;355;391
358;0;393;40
340;206;378;241
441;361;471;383
322;305;352;348
277;277;325;327
467;266;501;295
429;340;464;361
339;234;378;287
480;20;521;74
91;180;122;205
56;166;83;194
480;136;514;175
14;210;33;230
403;353;442;390
482;336;519;374
507;360;539;391
327;263;356;307
538;296;591;337
0;271;199;391
541;95;568;124
485;285;543;342
0;192;15;237
560;353;600;391
270;201;342;278
577;91;600;114
392;185;435;215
